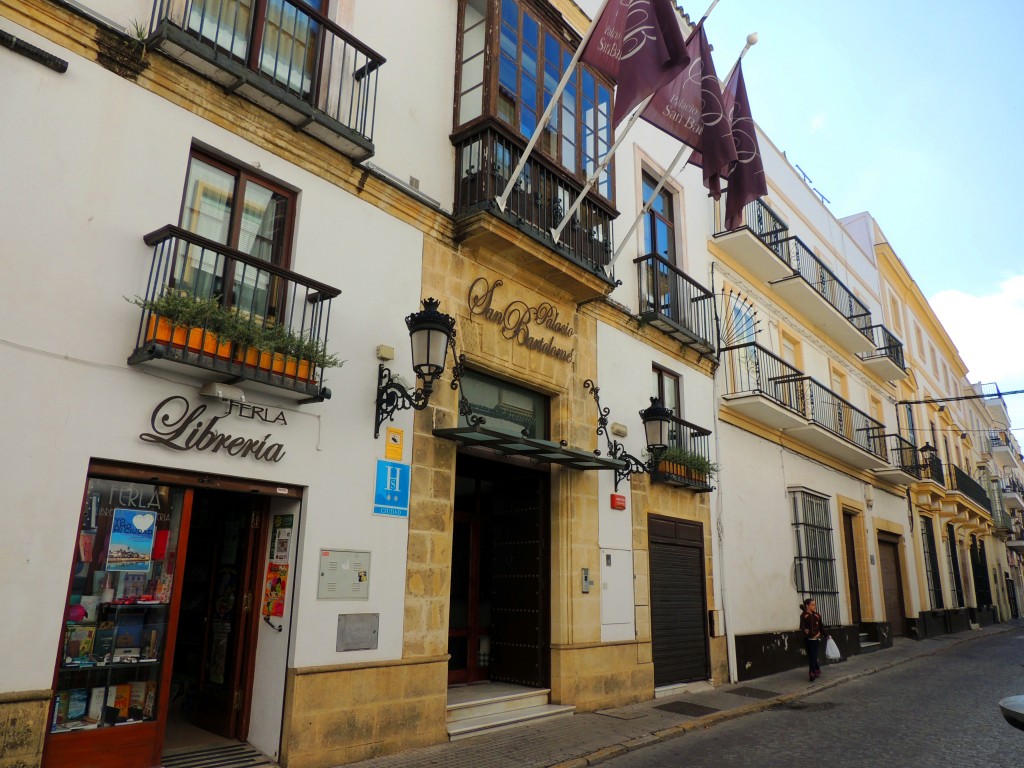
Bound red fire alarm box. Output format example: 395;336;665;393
610;493;627;510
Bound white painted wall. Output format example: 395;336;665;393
1;22;425;737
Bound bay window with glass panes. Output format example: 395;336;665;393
455;0;614;200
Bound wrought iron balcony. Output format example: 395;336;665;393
149;0;384;161
720;343;886;467
452;120;616;285
918;451;946;488
1002;475;1024;511
635;254;716;354
720;342;808;428
711;198;794;283
649;415;714;492
128;225;341;401
858;324;908;380
874;434;922;483
801;377;886;462
770;235;875;355
947;465;992;513
990;430;1016;457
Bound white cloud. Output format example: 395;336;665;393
929;276;1024;431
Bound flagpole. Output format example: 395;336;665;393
608;32;756;271
549;0;723;244
495;0;612;213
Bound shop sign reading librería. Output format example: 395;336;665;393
467;276;576;362
140;395;286;463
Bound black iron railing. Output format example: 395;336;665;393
948;465;992;512
804;378;886;458
635;253;716;350
720;342;806;416
130;225;340;397
775;235;873;337
151;0;384;145
1003;475;1024;497
859;324;906;371
991;431;1014;451
714;197;791;264
919;451;946;487
885;434;921;480
452;120;616;277
650;415;714;491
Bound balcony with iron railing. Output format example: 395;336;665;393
789;377;887;468
917;450;946;488
452;120;617;299
128;225;341;401
1002;475;1024;511
649;415;714;492
149;0;384;161
719;342;887;469
769;236;875;356
947;465;993;513
711;197;794;283
874;434;922;484
857;324;908;380
990;430;1016;459
635;254;716;354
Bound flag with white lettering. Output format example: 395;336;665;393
640;26;737;199
723;61;767;229
581;0;690;126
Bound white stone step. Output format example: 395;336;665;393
447;703;576;740
447;688;553;723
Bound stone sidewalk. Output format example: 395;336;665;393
347;620;1024;768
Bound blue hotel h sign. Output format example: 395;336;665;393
373;460;410;518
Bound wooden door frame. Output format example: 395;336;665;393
877;533;907;635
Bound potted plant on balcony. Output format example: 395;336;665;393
654;447;718;488
130;290;197;348
290;334;343;383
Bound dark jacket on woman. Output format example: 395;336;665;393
800;609;826;639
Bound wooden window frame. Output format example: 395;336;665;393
652;364;682;419
454;0;616;197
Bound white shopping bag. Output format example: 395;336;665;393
825;636;841;661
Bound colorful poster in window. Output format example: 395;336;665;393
106;509;157;572
263;563;288;617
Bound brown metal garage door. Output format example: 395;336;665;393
649;516;709;686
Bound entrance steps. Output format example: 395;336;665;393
446;683;574;740
858;632;881;654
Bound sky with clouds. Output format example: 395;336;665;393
693;0;1024;432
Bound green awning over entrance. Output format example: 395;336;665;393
433;425;625;471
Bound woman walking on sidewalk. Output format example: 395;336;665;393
800;598;827;681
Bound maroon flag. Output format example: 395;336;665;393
723;61;767;230
581;0;690;126
640;26;737;199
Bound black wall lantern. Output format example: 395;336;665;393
585;380;674;490
374;298;456;438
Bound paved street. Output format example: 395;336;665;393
602;629;1024;767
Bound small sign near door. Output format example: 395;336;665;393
373;460;410;518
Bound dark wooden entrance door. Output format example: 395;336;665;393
842;512;862;625
448;456;548;687
648;516;709;686
878;536;906;636
172;492;263;739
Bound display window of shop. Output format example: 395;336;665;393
46;465;297;768
49;479;185;746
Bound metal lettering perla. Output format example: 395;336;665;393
467;277;576;363
141;396;286;463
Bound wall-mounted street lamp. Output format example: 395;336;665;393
374;298;456;438
584;380;674;490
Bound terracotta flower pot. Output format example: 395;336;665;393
297;359;311;382
284;357;299;379
186;328;220;356
271;352;287;374
258;350;273;370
